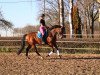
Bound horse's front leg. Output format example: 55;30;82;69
53;43;62;58
46;46;54;57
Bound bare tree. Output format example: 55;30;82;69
69;0;73;38
13;28;21;36
77;0;99;38
22;25;39;34
0;19;13;36
0;11;13;36
38;0;68;26
13;25;39;36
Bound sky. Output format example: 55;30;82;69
0;0;40;28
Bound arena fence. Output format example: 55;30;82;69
0;36;100;54
63;34;100;38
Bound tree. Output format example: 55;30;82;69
0;19;13;36
13;28;21;36
72;4;82;38
90;0;99;38
13;25;39;36
38;0;68;26
77;0;99;38
69;0;73;38
22;25;39;34
0;11;13;36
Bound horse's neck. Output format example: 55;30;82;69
48;25;61;36
49;29;57;36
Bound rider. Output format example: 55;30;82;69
39;14;48;44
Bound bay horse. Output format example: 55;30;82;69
17;25;64;59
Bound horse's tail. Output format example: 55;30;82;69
17;34;27;55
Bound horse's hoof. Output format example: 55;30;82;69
41;57;43;59
46;55;50;57
59;55;62;59
39;56;44;59
26;56;30;59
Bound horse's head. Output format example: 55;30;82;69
57;25;64;39
48;25;64;39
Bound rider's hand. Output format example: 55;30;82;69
46;26;49;29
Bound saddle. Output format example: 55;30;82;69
37;31;48;44
37;31;42;39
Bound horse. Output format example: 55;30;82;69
17;25;64;59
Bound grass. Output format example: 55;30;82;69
0;46;100;54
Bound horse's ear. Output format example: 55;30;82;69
61;26;65;34
61;25;65;27
60;25;64;28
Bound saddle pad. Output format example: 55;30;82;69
37;31;42;38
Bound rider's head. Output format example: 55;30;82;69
40;14;45;25
40;14;45;19
41;14;45;17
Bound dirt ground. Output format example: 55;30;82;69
0;53;100;75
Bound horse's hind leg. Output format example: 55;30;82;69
34;45;41;56
26;45;31;59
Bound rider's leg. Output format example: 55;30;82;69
40;26;46;44
42;31;48;44
40;26;45;36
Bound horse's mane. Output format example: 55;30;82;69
48;25;61;31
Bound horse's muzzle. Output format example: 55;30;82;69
59;34;63;39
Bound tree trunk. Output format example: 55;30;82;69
59;0;65;37
91;19;94;38
83;16;88;38
59;0;64;26
69;0;73;38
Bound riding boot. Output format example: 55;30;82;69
42;34;47;44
